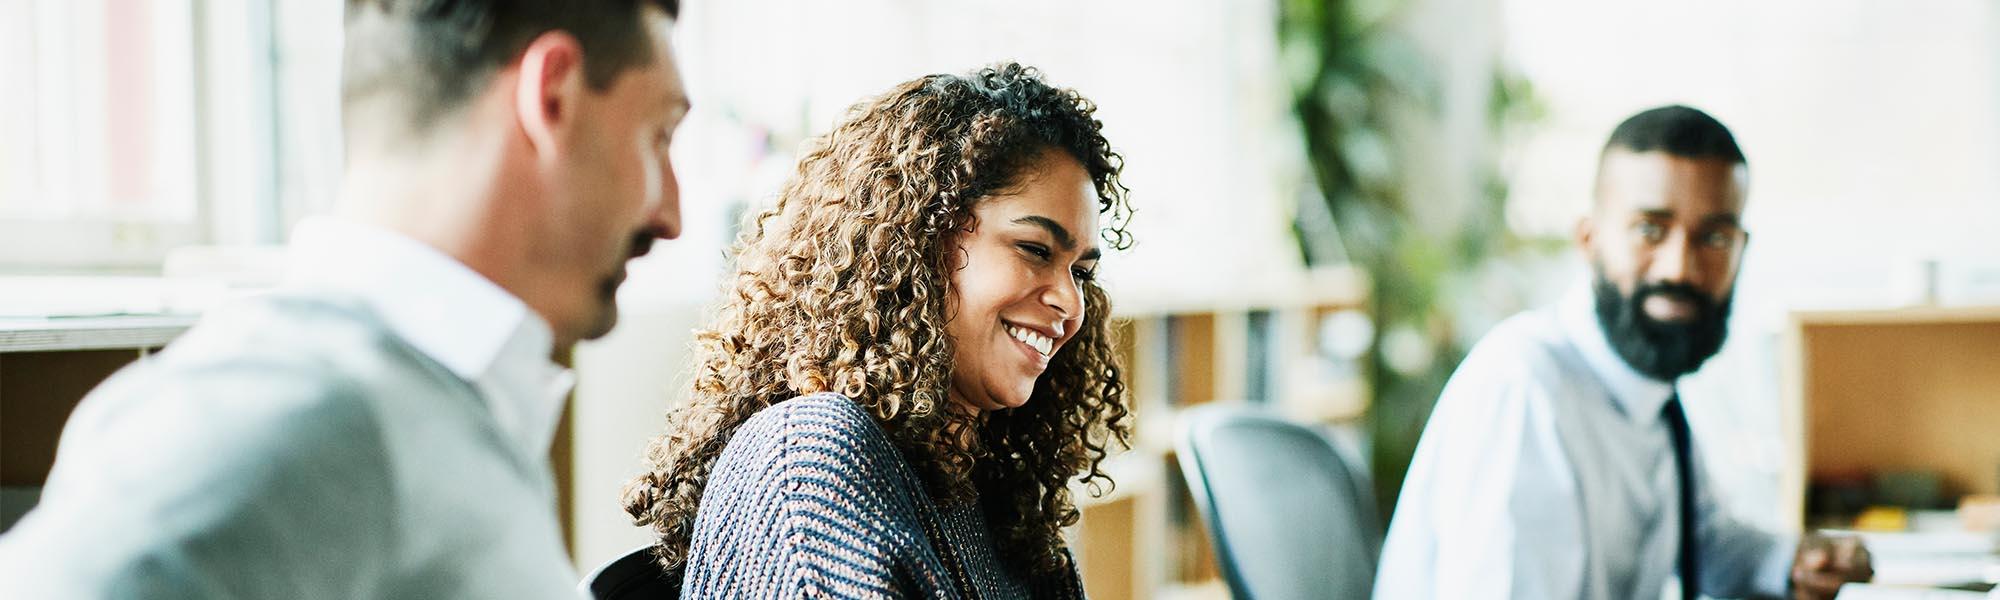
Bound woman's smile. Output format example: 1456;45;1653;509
1002;321;1057;369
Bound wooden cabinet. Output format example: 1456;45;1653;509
1780;306;2000;528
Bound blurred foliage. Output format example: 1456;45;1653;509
1279;0;1542;519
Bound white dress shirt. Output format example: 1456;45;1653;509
0;217;583;598
285;217;577;456
1374;284;1794;599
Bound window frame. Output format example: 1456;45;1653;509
0;0;292;273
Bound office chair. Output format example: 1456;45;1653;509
579;545;679;600
1175;404;1382;600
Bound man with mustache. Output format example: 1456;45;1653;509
0;1;686;597
1375;106;1872;599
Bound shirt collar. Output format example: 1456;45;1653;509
284;216;576;453
1558;282;1676;421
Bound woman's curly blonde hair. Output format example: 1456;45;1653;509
620;62;1134;583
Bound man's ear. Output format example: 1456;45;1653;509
1573;214;1597;256
514;31;587;160
1732;230;1752;275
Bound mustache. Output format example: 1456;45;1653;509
1631;281;1711;315
627;229;660;259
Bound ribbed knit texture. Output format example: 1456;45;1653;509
680;393;1085;599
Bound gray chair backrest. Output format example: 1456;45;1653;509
1175;405;1381;600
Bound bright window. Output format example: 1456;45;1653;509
0;0;343;272
0;0;199;269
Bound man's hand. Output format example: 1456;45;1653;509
1790;532;1872;599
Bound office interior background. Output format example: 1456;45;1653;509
2;0;1996;598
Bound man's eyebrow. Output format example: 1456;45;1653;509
1636;209;1742;228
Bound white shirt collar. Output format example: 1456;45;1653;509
1558;282;1676;421
284;217;576;454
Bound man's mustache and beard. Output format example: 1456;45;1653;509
1592;268;1734;381
584;229;662;341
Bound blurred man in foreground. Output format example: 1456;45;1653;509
0;1;688;596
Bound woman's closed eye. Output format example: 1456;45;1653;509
1018;241;1096;282
1017;242;1053;261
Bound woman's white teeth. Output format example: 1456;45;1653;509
1005;324;1053;356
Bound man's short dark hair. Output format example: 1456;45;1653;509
343;0;680;136
1601;105;1745;165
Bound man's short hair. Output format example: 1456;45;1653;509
342;0;680;137
1601;105;1745;165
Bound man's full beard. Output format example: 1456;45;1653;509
1591;270;1733;381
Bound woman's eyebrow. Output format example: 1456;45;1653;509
1012;216;1075;250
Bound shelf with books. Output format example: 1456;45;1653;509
1074;265;1369;600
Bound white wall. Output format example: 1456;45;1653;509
568;307;708;570
619;0;1312;315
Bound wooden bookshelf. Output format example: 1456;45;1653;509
1075;265;1369;600
1779;305;2000;528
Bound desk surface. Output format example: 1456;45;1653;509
1835;583;1994;599
1825;519;2000;592
0;315;197;353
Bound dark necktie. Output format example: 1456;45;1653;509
1663;393;1699;600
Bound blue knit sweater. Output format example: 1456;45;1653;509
679;393;1085;599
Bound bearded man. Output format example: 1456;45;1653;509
1375;106;1873;600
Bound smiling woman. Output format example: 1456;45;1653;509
945;148;1105;413
620;62;1134;598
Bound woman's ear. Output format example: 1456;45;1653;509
944;217;979;273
